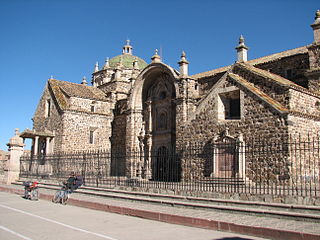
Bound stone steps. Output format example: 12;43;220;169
199;177;246;185
14;180;320;223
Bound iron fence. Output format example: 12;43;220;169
19;136;320;198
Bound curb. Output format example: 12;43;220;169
1;186;319;240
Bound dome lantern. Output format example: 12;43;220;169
122;39;133;55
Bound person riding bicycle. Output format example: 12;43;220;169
23;181;39;200
52;172;83;204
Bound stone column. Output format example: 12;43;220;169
45;137;50;154
4;129;25;184
145;134;152;179
146;100;152;133
34;136;39;156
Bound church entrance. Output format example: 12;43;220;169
216;139;237;178
141;71;176;180
153;146;168;181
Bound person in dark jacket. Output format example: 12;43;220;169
65;172;76;191
74;173;83;190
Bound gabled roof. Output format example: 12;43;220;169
235;63;320;97
191;46;308;80
48;79;108;111
228;72;288;114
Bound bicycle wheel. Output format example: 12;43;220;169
61;193;68;205
52;191;61;203
31;189;39;201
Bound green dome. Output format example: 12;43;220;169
109;54;147;70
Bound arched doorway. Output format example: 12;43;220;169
142;71;176;155
153;146;168;181
127;64;179;179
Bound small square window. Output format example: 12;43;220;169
218;90;241;120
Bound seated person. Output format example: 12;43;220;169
74;173;84;190
65;172;83;192
65;172;76;191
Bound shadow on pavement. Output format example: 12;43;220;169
212;237;256;240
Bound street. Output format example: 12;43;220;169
0;192;266;240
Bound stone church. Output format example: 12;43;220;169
20;11;320;179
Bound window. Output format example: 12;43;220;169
218;90;241;120
89;130;94;144
45;99;51;118
91;105;95;112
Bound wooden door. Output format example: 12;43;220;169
217;141;236;178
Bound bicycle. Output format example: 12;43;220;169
23;181;39;201
52;183;72;205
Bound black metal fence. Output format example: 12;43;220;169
19;136;320;198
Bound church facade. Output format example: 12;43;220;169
21;11;320;181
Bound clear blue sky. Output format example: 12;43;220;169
0;0;319;151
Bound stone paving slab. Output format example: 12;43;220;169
1;184;320;240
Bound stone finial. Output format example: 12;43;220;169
114;68;122;80
122;39;133;55
315;10;320;21
133;57;139;70
81;76;87;85
94;62;99;72
311;10;320;43
178;51;189;77
151;49;161;63
103;57;110;70
235;35;249;62
7;128;24;147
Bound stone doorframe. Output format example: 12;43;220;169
126;63;181;178
211;131;245;179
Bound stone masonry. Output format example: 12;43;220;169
19;11;320;183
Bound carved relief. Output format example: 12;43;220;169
311;46;320;68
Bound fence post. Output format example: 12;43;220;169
3;129;25;184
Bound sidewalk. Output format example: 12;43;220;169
0;183;319;240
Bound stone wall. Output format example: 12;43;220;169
33;85;112;152
232;65;290;108
289;88;320;116
110;101;127;176
0;150;9;176
33;85;64;151
177;75;289;182
61;110;112;152
198;72;226;97
255;53;309;88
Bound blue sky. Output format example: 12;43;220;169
0;0;319;151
